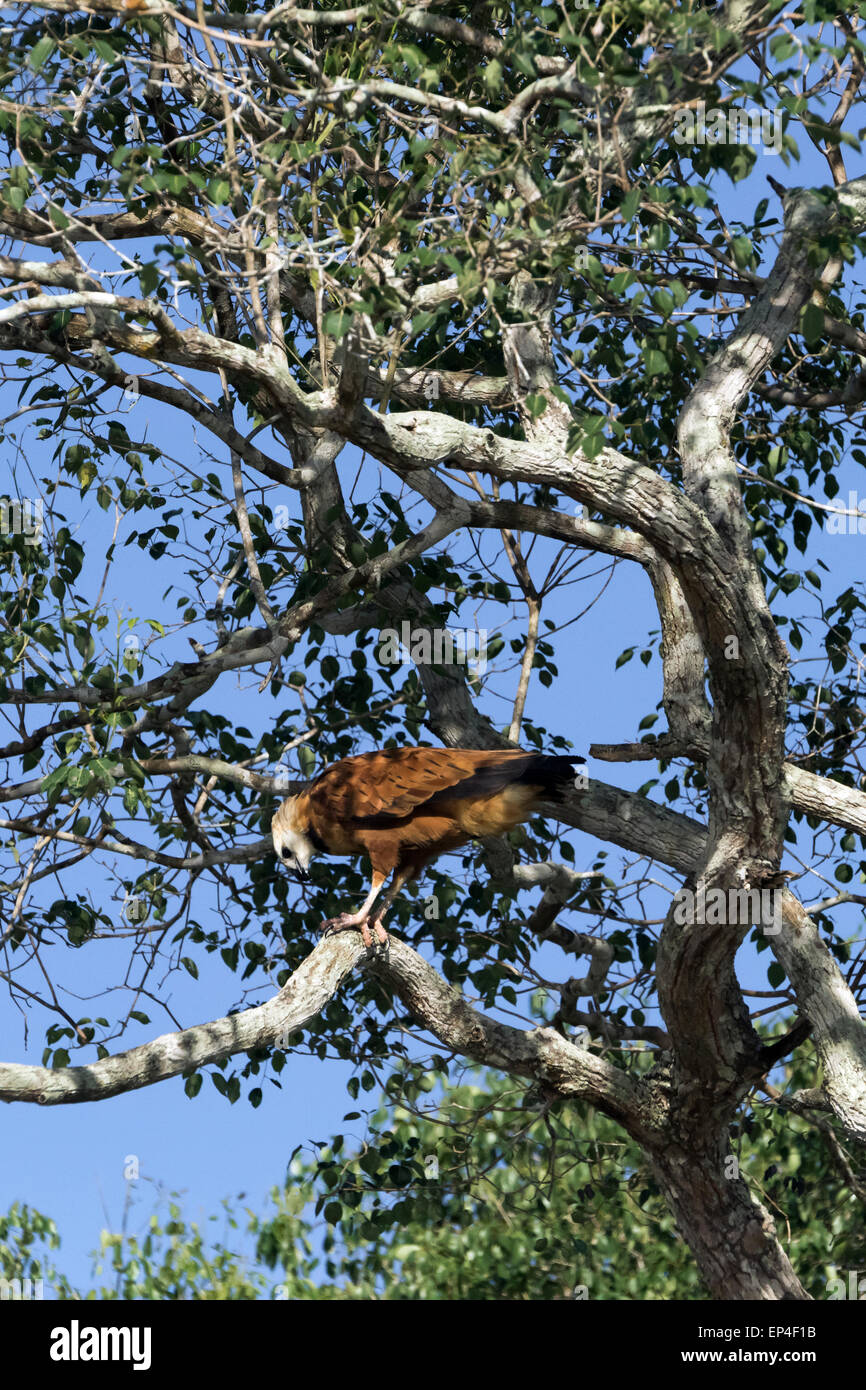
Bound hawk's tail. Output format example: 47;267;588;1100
519;753;585;802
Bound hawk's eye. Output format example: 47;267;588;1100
281;847;291;859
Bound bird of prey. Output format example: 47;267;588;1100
272;746;580;948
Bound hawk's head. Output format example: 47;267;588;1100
271;796;317;882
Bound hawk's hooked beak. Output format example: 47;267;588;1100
278;845;310;883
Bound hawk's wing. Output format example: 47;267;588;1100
308;747;537;823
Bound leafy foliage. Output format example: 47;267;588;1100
0;0;865;1298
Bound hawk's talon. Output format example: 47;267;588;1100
319;912;360;935
320;913;387;951
370;918;389;948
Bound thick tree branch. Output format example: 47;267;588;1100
0;933;659;1139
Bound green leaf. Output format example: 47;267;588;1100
642;347;669;376
802;302;824;347
139;262;159;296
90;37;117;64
77;459;97;492
28;36;56;71
42;766;69;798
323;310;352;340
208;178;231;205
620;189;641;223
483;59;503;93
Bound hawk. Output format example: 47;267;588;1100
272;746;581;948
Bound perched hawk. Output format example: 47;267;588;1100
272;746;580;948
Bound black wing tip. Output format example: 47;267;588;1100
528;752;586;768
522;753;587;798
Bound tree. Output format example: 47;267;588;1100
1;0;866;1300
2;1054;863;1300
